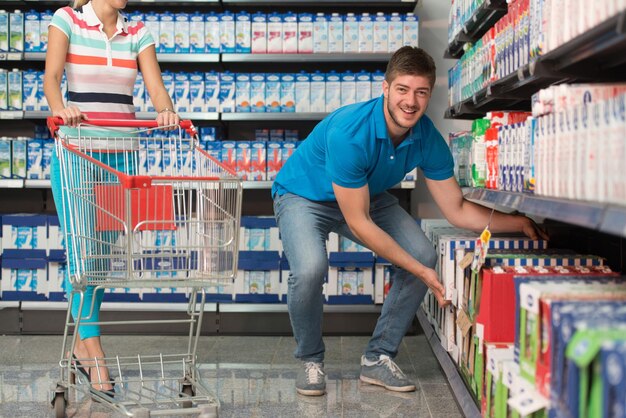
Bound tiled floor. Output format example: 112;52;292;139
0;334;463;417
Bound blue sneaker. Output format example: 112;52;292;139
296;361;326;396
360;355;416;392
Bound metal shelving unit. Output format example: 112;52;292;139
221;112;328;121
445;11;626;119
416;310;481;418
222;53;392;62
444;0;507;59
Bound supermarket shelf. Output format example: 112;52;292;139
464;187;626;238
221;112;328;121
20;301;218;312
221;0;417;8
445;11;626;118
222;53;392;62
220;303;382;313
416;309;481;418
22;52;220;63
136;111;220;120
444;0;508;59
24;179;51;188
0;179;25;188
0;111;25;120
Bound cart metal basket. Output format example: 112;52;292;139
48;117;243;417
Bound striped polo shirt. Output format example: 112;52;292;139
50;2;154;120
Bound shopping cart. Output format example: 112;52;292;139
47;118;242;417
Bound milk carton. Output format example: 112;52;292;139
282;12;298;53
26;139;42;179
220;12;235;53
340;71;356;107
388;12;403;52
251;12;267;54
0;139;10;178
371;70;384;99
250;73;266;112
205;12;220;53
189;72;205;113
42;140;53;179
37;71;48;111
266;141;282;180
189;12;205;53
403;12;419;47
235;12;251;53
250;141;266;181
159;71;175;110
159;12;175;54
355;71;371;103
174;12;190;53
174;72;190;112
144;12;160;52
24;10;40;52
39;10;52;52
204;71;220;112
298;13;313;53
12;138;26;178
325;71;341;112
265;73;281;112
9;10;24;52
0;10;8;53
373;12;389;53
0;69;6;110
295;71;310;112
235;73;251;112
8;68;22;110
267;13;283;53
133;71;145;112
328;13;343;53
358;13;374;53
282;141;297;164
280;73;295;112
313;13;328;53
343;13;358;53
220;141;237;173
236;141;251;180
310;71;326;112
22;69;37;111
219;72;235;113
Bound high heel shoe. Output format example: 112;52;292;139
71;354;90;381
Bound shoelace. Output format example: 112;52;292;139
376;355;406;379
304;362;324;384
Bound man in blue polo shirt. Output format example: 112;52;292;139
272;47;546;396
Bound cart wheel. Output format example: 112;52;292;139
53;393;66;418
181;384;194;408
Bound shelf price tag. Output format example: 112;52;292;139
471;207;495;272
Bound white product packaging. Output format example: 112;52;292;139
0;10;8;53
220;12;236;53
310;71;326;112
219;72;236;113
235;11;251;53
373;12;389;53
189;72;205;113
26;139;43;179
343;13;358;53
358;13;373;53
328;13;343;53
189;12;205;53
251;12;267;53
280;73;295;112
267;13;283;53
0;69;6;110
370;70;384;99
340;71;356;107
250;73;266;112
205;13;220;53
24;10;40;53
174;72;190;112
388;12;403;52
295;71;311;112
133;71;145;112
159;12;175;54
37;71;47;112
39;9;52;52
22;69;38;111
174;12;190;53
313;13;328;53
204;71;220;113
8;68;22;110
297;13;313;53
9;10;24;52
325;71;341;112
144;12;160;52
235;73;251;113
403;12;419;47
265;73;281;112
282;12;298;53
355;71;371;103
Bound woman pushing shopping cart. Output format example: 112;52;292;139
49;117;242;417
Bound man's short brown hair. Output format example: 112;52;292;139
384;46;436;88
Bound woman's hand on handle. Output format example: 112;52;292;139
53;106;87;127
156;108;180;131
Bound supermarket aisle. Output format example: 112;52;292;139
0;333;462;417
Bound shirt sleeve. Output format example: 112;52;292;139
420;120;455;181
136;23;156;54
49;7;73;39
325;124;369;188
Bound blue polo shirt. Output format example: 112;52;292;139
272;96;454;202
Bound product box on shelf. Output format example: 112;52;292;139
0;249;48;301
601;341;626;418
250;73;266;113
24;10;40;53
343;13;358;53
189;12;205;54
373;12;388;53
235;141;251;180
219;72;235;113
140;256;188;303
220;11;236;53
266;141;282;180
355;71;371;103
189;72;205;113
294;71;310;112
239;217;280;252
282;12;298;53
205;12;220;54
251;12;267;54
310;71;326;112
483;343;514;418
249;141;267;181
313;12;328;53
267;12;283;54
328;13;343;53
47;250;67;302
326;252;375;304
235;11;251;53
298;13;313;53
340;71;356;107
325;71;341;112
373;256;391;304
235;251;281;303
280;73;295;113
388;12;403;52
403;12;419;47
2;214;47;251
358;12;374;53
159;12;175;54
174;72;190;112
265;74;281;112
174;12;190;54
235;73;251;113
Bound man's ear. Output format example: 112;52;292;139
382;79;389;99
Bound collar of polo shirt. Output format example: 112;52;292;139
82;1;129;34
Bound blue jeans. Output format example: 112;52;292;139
273;192;437;362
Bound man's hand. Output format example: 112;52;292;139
519;215;549;241
53;106;87;127
420;267;450;307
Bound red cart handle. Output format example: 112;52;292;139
47;117;197;138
